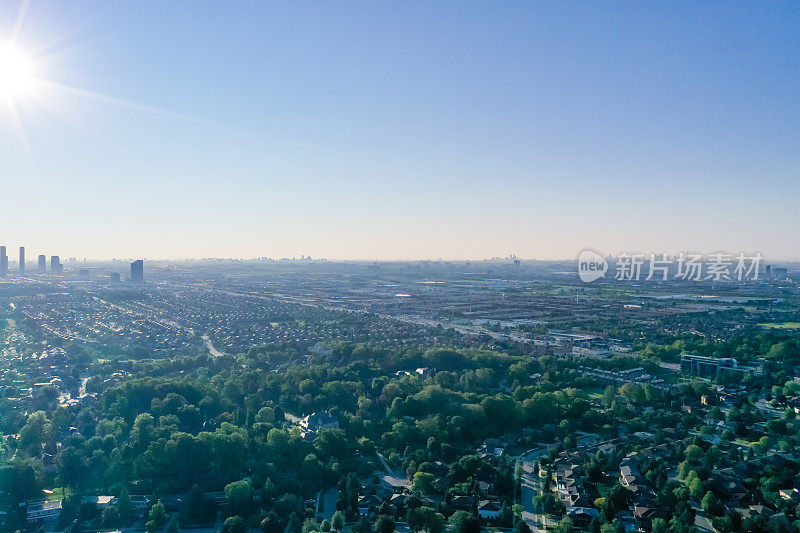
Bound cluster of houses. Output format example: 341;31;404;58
709;453;800;522
615;440;800;529
357;490;506;522
617;439;692;530
26;494;150;526
532;434;688;531
538;452;599;529
356;450;510;525
297;412;513;524
575;366;669;390
19;293;197;355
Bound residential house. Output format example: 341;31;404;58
300;411;339;439
566;507;599;529
358;495;383;518
81;495;116;510
555;465;589;507
477;500;502;520
450;495;475;512
27;501;62;523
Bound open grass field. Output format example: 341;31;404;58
760;322;800;329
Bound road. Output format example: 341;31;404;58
377;452;393;474
518;449;551;533
202;334;226;357
377;452;411;490
317;486;339;520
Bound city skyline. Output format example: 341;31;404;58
0;240;798;263
1;2;799;260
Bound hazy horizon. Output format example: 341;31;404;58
4;251;800;265
2;2;799;260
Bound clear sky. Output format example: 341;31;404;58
0;1;798;261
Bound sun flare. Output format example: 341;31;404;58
0;45;37;99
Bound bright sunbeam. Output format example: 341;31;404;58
0;45;37;100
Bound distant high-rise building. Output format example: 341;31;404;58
19;246;24;273
0;246;7;276
51;256;63;274
130;260;144;282
38;255;46;273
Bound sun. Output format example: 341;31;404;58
0;45;37;100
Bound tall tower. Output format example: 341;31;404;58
0;246;7;276
130;259;144;282
38;255;46;273
51;256;62;274
19;246;25;273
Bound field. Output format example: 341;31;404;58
760;322;800;330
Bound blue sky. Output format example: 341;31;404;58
1;1;798;260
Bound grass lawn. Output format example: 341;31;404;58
582;387;606;401
46;487;69;500
759;322;800;329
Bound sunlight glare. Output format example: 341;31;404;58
0;45;37;99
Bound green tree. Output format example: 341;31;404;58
603;386;616;408
406;507;425;533
102;506;121;528
684;445;704;463
701;491;718;515
332;511;345;532
286;512;302;533
552;517;574;533
225;480;253;518
256;406;276;424
374;515;395;533
261;511;285;533
354;517;372;533
117;487;134;525
0;457;43;500
449;511;480;533
303;518;320;533
424;511;445;533
687;474;704;501
19;411;51;451
301;454;324;494
513;520;531;533
131;413;156;449
408;507;444;533
56;447;82;492
651;518;668;533
147;501;167;532
181;484;207;526
412;472;435;494
223;515;247;533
